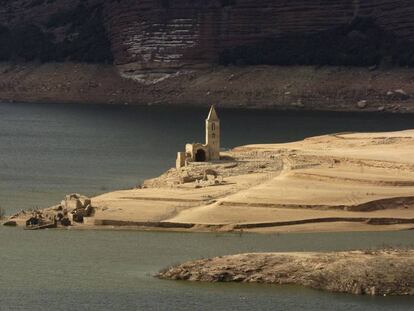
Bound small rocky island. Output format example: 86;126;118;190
157;250;414;296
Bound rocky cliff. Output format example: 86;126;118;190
2;0;414;70
107;0;411;70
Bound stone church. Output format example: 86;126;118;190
176;105;220;169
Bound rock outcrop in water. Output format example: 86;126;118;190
2;0;414;69
157;250;414;296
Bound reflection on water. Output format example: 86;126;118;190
0;227;413;311
1;102;414;214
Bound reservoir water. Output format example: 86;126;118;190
0;228;413;311
0;102;414;310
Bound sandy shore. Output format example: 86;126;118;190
8;129;414;233
157;250;414;296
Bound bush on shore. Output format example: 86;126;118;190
0;3;113;63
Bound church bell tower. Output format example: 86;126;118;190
205;105;220;161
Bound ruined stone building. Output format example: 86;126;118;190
176;106;220;168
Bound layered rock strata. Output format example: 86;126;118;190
105;0;414;70
2;1;414;69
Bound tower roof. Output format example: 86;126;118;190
206;105;219;121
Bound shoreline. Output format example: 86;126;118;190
1;62;414;113
65;223;414;234
4;220;413;236
3;99;414;116
4;219;413;234
67;218;414;233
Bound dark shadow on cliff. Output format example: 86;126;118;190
219;18;414;68
0;2;113;63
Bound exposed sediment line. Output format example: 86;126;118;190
119;197;211;203
1;63;414;113
291;172;414;187
93;220;194;229
233;217;414;229
219;196;414;212
88;217;414;230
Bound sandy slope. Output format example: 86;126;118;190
79;129;414;233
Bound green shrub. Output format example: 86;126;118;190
0;3;113;63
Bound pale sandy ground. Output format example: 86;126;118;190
78;129;414;233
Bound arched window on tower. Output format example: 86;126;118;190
212;133;216;139
212;123;215;131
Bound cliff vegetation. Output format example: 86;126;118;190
2;1;414;68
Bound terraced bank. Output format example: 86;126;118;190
7;129;414;233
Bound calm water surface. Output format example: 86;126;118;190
0;103;414;310
0;228;413;311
